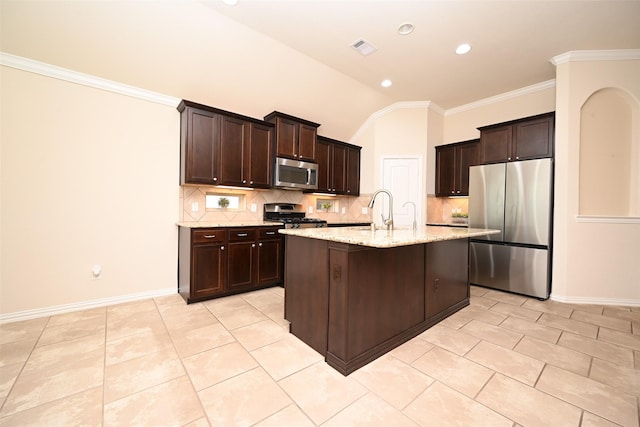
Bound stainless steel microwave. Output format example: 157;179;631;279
273;157;318;190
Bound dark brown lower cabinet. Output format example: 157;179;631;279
179;226;283;303
284;235;470;375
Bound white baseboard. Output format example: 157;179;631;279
550;294;640;307
0;288;178;324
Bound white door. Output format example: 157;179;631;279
379;156;423;228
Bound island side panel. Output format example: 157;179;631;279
425;238;470;320
284;235;329;355
327;243;425;372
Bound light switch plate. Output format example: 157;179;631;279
191;202;199;212
251;203;257;212
361;207;368;215
308;206;314;214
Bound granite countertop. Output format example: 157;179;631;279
279;225;500;248
177;221;281;228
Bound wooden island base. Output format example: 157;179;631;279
284;235;470;375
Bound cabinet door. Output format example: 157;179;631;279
456;142;479;196
257;238;282;285
315;138;332;193
479;125;512;164
331;144;347;194
297;123;317;162
227;230;257;291
192;244;226;298
248;122;273;188
435;145;456;196
425;239;469;319
274;117;298;160
346;146;360;196
219;115;247;187
185;109;220;184
513;115;554;160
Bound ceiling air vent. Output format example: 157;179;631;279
351;38;377;56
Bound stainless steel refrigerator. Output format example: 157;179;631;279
468;158;553;299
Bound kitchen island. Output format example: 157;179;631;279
279;225;499;375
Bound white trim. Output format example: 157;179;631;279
550;49;640;66
0;287;177;324
550;294;640;307
349;101;442;143
0;52;181;107
444;80;557;116
575;215;640;224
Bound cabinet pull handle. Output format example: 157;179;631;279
237;233;248;237
204;235;216;238
265;231;276;235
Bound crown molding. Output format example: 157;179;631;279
550;49;640;66
444;79;556;116
349;100;443;143
0;52;181;107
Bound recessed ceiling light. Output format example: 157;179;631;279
397;23;414;35
222;0;238;5
381;79;392;88
456;43;472;55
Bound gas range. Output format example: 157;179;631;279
263;203;327;229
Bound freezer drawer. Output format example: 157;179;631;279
470;242;549;299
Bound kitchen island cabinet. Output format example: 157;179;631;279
280;226;499;375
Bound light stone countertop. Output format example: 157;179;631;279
177;221;281;228
279;225;500;248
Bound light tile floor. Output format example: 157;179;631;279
1;285;639;426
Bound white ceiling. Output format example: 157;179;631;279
203;0;640;109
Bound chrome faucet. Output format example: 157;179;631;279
368;189;394;230
403;201;417;231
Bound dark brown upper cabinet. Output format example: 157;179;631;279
478;112;555;164
315;136;361;196
178;100;274;188
264;111;320;163
435;139;479;197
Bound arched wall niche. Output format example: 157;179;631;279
579;87;640;216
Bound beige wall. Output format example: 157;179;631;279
1;66;180;316
553;58;640;303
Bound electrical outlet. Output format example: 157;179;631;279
251;203;257;212
308;206;314;214
342;207;346;214
92;264;102;280
191;202;199;212
361;207;368;215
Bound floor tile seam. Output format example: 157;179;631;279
570;314;633;333
597;328;640;350
151;298;212;426
0;314;52;415
495;319;563;344
233;329;290;353
557;332;636;362
524;365;591;417
103;368;188;406
454;372;519;426
463;342;545;387
347;355;430;412
534;363;640;413
0;385;104;422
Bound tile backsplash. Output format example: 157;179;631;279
426;195;469;224
179;186;373;223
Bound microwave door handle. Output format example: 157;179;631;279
307;169;311;184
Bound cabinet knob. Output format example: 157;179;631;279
242;179;246;184
434;278;439;290
456;191;461;194
516;156;520;160
213;177;218;182
249;181;253;184
221;246;225;251
259;242;263;247
252;243;255;248
507;157;511;161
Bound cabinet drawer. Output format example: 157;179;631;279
259;228;282;240
228;229;257;242
192;229;226;244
